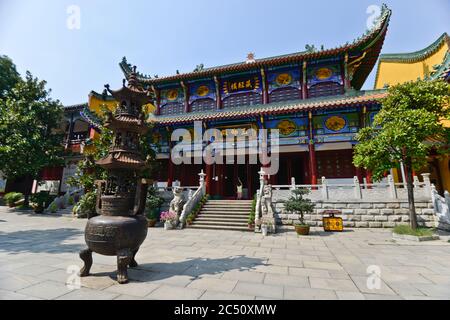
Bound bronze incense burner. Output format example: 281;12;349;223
79;67;153;284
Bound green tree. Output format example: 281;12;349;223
0;55;20;99
354;80;450;229
0;72;64;205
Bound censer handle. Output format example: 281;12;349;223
94;180;105;218
132;179;148;216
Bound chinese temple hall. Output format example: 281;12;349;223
104;5;392;200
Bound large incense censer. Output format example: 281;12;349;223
79;67;153;284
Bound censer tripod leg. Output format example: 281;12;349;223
79;248;93;277
129;248;139;268
117;248;132;284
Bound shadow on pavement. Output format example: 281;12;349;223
90;255;265;283
0;228;84;254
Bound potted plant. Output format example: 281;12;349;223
284;188;315;236
30;191;52;214
146;187;164;227
146;209;159;227
160;211;177;230
4;192;23;208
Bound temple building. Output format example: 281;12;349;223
36;5;448;200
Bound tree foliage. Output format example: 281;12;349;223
0;55;20;99
284;188;315;225
0;71;65;198
353;80;450;228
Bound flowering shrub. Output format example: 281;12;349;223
160;211;177;223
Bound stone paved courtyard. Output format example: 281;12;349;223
1;206;450;300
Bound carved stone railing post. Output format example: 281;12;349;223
321;177;329;200
290;177;296;191
255;169;266;231
178;171;207;228
413;175;420;189
421;173;431;198
388;174;397;199
354;176;362;199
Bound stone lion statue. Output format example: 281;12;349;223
169;187;184;225
261;184;274;217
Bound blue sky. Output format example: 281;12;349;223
0;0;448;105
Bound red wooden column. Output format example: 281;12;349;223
308;111;318;185
205;164;213;195
302;61;308;99
261;68;269;104
214;76;222;110
365;170;372;184
167;159;174;187
152;85;161;115
181;81;190;113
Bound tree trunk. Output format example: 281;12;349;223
405;158;418;230
23;174;34;207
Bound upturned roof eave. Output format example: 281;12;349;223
149;89;387;125
120;5;391;87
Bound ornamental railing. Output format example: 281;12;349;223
271;173;433;202
179;171;207;227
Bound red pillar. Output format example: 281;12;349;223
308;110;317;185
167;159;174;187
365;170;372;184
205;164;213;195
302;61;308;99
309;144;318;185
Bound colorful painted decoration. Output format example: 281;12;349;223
325;116;346;132
197;85;209;97
276;73;293;86
161;87;184;105
308;64;342;87
268;68;300;93
189;81;216;103
315;67;333;80
166;89;179;101
276;119;297;136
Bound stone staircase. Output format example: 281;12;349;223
189;200;253;231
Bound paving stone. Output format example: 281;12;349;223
336;291;365;300
145;285;204;300
233;282;283;299
221;270;265;283
284;286;337;300
303;261;344;271
57;287;119;300
16;280;73;300
187;277;237;293
104;281;160;297
264;274;309;287
200;290;255;300
0;274;45;291
310;277;359;292
350;275;397;296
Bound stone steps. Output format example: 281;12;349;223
189;199;252;232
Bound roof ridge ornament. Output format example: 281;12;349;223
246;52;256;64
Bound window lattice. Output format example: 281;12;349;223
160;103;184;115
269;87;301;103
308;82;344;98
190;98;216;112
222;92;262;109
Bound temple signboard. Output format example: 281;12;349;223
221;75;261;96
